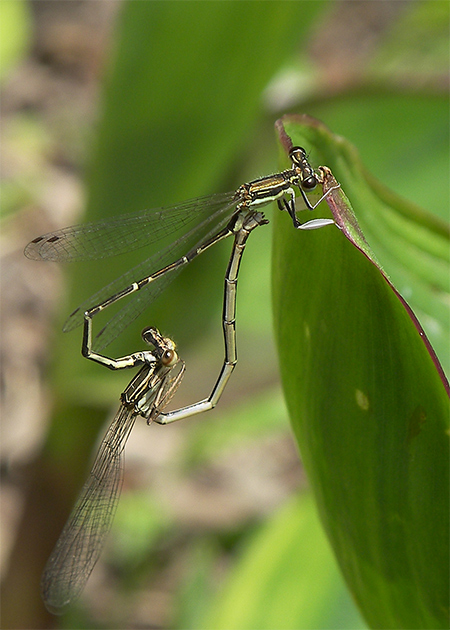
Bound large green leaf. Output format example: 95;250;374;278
272;115;449;629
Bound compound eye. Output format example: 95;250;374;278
162;349;176;366
302;176;317;190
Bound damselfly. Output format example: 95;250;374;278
41;206;274;610
25;147;339;354
41;320;185;612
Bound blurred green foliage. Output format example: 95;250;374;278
0;0;31;81
196;495;367;630
7;0;448;628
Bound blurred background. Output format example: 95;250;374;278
1;1;448;628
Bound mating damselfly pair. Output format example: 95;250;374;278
26;146;339;611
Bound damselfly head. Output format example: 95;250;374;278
142;327;178;365
289;146;319;192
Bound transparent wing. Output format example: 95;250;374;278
149;359;186;421
41;351;186;612
91;263;185;352
24;192;234;262
63;198;238;350
41;405;136;612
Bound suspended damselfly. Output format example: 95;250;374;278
41;319;185;612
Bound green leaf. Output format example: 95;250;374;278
199;494;367;630
272;115;449;629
